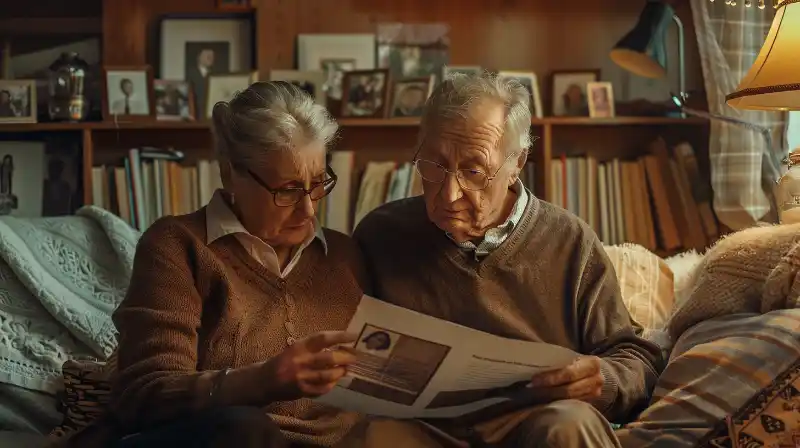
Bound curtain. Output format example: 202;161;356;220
690;0;787;229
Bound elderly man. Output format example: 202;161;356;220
352;73;663;448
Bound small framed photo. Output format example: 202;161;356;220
216;0;252;10
205;71;258;118
443;65;482;79
320;58;356;100
341;69;390;118
498;71;543;119
154;80;195;121
102;66;155;121
587;82;616;118
551;70;600;116
390;76;434;118
269;70;326;105
158;15;255;119
0;80;36;124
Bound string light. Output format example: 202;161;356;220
711;0;779;7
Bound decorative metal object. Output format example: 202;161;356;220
47;52;89;121
0;155;18;215
710;0;780;7
777;149;800;224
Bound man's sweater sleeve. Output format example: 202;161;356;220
573;232;665;422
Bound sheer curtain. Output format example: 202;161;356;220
690;0;787;229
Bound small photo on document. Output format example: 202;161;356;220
355;326;399;359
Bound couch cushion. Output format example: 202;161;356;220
604;243;675;330
615;309;800;447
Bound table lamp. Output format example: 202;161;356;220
610;1;687;105
726;0;800;110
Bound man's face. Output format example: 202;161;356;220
418;100;523;243
198;49;215;68
121;81;133;96
400;88;424;109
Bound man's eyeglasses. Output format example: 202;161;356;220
412;152;518;191
247;166;338;207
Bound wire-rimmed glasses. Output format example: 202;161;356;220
412;152;518;191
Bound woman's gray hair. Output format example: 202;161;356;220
211;81;338;170
419;71;533;154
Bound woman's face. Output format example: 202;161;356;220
227;142;327;249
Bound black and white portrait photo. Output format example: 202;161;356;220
155;80;194;120
320;58;355;100
341;70;389;118
0;80;36;123
185;42;230;118
104;67;153;118
391;78;432;118
377;23;450;84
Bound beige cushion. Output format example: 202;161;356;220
604;243;675;330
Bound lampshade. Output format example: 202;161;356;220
610;1;675;79
727;0;800;110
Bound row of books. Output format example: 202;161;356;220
551;138;718;251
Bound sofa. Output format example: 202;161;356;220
0;209;797;447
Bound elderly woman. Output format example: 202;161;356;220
354;73;664;448
73;82;437;448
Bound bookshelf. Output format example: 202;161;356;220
2;0;715;256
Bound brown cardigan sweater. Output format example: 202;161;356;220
353;195;664;423
110;209;367;446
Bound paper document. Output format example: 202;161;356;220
315;295;579;419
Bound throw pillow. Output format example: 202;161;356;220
604;243;676;330
615;309;800;447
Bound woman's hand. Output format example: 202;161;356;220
261;331;358;402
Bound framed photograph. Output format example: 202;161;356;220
341;69;390;118
390;76;434;118
443;65;482;79
216;0;252;10
498;71;543;119
551;70;600;116
205;71;258;117
587;82;616;118
159;15;255;119
154;80;195;121
102;66;155;121
269;70;326;105
377;23;450;84
320;58;356;100
0;80;36;124
297;34;376;100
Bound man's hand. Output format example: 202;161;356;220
528;356;604;403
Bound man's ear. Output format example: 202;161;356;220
509;150;528;186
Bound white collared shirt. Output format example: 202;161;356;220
205;190;327;277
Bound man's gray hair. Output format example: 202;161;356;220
418;71;533;154
211;81;337;169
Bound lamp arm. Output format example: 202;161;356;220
671;14;687;120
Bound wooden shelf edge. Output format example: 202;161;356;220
0;17;102;35
0;116;708;133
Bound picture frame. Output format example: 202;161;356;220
158;15;255;120
269;70;327;106
443;65;482;79
297;34;376;100
390;75;435;118
205;71;258;118
340;69;391;119
550;70;601;117
101;65;155;121
0;79;37;124
497;71;543;119
215;0;253;11
587;82;616;118
154;79;195;121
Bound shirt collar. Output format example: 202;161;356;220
205;189;327;253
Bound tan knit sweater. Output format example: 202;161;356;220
111;209;366;446
353;196;663;422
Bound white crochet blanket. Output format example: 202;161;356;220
0;206;140;393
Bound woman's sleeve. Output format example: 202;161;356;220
110;218;256;430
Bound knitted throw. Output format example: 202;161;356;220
0;206;139;393
667;222;800;340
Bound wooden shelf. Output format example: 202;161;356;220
0;17;102;35
0;116;708;134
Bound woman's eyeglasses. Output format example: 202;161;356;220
247;166;338;207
